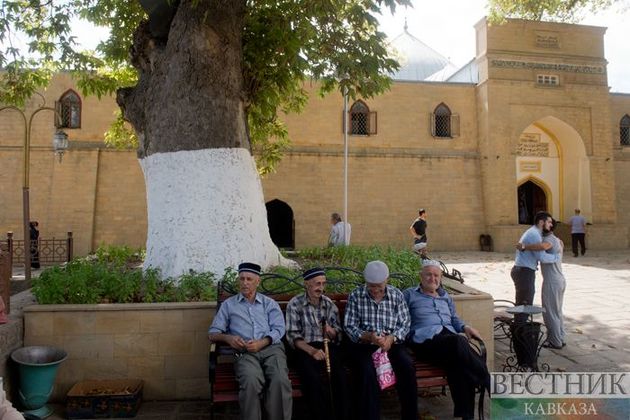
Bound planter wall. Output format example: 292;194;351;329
24;283;493;401
24;302;216;401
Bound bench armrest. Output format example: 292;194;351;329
469;336;487;362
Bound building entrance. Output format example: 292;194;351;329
265;199;295;249
518;181;547;225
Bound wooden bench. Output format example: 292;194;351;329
208;267;486;419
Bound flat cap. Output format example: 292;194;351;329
303;267;325;281
238;262;261;276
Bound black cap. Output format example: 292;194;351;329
238;262;261;276
302;267;325;281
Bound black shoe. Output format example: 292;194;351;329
573;254;578;257
542;341;563;349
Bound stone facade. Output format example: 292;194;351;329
1;19;630;254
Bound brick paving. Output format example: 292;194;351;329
29;250;630;419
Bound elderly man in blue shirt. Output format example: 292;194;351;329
404;260;490;420
208;262;292;420
512;211;561;324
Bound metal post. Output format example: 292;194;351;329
1;104;61;282
67;231;73;262
343;89;349;245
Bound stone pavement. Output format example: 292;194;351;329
25;250;630;419
434;250;630;374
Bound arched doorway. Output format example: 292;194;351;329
515;117;591;223
517;180;548;225
266;199;295;249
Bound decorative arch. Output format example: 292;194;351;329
432;102;452;138
515;116;591;223
349;100;370;135
57;89;82;128
620;114;630;146
265;199;295;249
517;177;552;225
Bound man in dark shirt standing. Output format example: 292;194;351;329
409;209;428;257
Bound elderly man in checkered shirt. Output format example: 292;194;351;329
285;267;349;420
344;261;418;420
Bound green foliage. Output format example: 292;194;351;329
93;244;144;268
1;0;412;172
487;0;618;22
32;245;216;304
295;245;421;274
104;110;139;150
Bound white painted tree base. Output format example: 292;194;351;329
139;148;294;279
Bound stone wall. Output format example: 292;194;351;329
2;20;630;255
24;302;216;401
23;284;493;401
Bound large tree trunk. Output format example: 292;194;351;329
117;0;291;278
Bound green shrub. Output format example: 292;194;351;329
32;245;425;304
295;245;420;274
32;245;217;305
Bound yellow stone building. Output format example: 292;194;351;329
2;18;629;256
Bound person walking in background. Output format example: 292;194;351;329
409;209;428;257
569;208;587;257
328;213;351;246
29;221;40;269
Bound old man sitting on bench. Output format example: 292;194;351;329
208;262;292;420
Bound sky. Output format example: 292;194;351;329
376;0;630;93
70;0;629;93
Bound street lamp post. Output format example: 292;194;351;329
0;100;68;282
342;88;349;245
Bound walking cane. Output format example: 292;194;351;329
321;317;335;420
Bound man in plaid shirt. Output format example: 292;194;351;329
285;267;349;420
344;260;418;420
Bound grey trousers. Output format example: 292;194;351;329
233;343;292;420
541;274;566;347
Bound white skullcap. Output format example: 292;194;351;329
364;260;389;284
422;260;441;269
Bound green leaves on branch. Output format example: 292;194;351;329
104;110;139;150
1;0;414;170
488;0;618;21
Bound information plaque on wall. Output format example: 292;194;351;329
517;133;549;157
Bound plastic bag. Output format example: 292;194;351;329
372;348;396;390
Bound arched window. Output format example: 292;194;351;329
56;90;81;129
621;114;630;146
431;103;456;138
346;100;376;136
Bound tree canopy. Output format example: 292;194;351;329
1;0;620;170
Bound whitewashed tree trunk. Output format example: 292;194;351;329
140;148;291;278
117;1;292;278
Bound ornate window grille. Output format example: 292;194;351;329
345;100;376;136
56;90;82;129
430;103;459;138
621;114;630;146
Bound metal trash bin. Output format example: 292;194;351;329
11;346;68;419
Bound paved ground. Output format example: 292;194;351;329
19;250;630;419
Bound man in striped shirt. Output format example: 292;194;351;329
344;260;417;420
285;267;348;420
